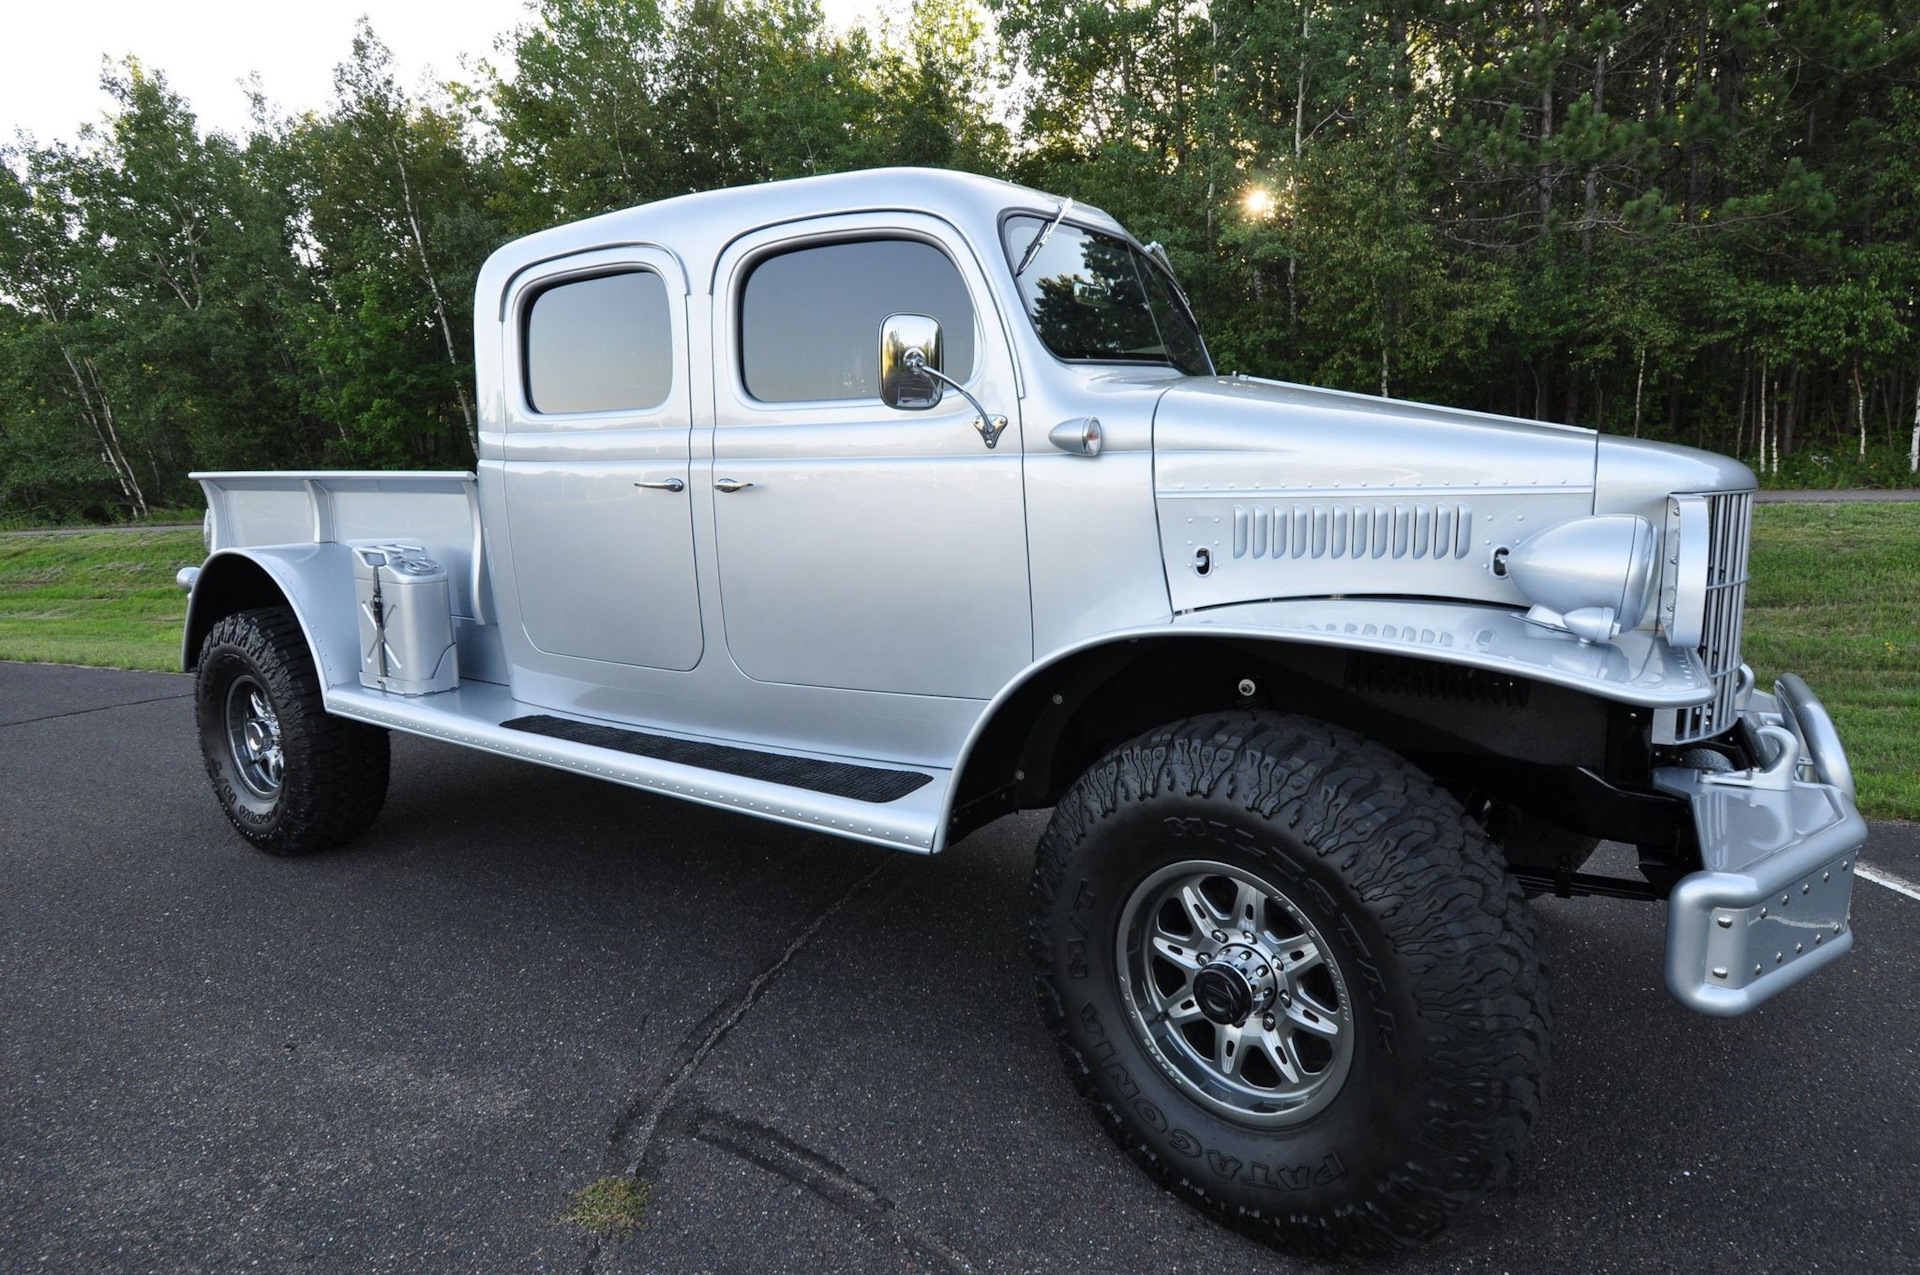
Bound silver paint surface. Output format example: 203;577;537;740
1152;375;1595;615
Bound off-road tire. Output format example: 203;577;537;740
1031;712;1548;1258
196;606;389;855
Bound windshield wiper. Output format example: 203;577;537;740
1012;198;1074;278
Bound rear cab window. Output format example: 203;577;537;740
523;270;674;415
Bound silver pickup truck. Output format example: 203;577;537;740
177;167;1864;1257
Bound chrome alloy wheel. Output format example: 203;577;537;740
224;674;285;798
1116;860;1355;1127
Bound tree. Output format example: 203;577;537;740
5;0;1919;522
291;22;506;462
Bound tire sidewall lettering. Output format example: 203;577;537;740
1075;999;1339;1189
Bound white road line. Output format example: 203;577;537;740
1858;861;1920;902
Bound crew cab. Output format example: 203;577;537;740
178;167;1864;1257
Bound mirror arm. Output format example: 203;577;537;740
903;350;1008;450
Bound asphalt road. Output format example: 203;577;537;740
2;662;1915;1274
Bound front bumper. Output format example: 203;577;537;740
1654;673;1866;1016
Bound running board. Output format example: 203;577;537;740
323;681;946;853
499;715;932;803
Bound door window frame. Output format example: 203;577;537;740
712;213;1017;430
501;245;691;437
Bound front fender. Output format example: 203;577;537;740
1174;598;1712;708
181;545;361;689
939;597;1710;850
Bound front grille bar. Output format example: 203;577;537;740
1671;490;1753;743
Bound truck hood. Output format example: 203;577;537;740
1152;376;1599;614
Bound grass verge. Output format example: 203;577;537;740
0;530;200;672
0;509;1912;817
0;506;204;532
1742;503;1919;821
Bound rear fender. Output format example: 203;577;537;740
181;545;361;689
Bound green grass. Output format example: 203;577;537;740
1;508;1913;817
0;506;203;532
0;530;201;671
1743;503;1920;821
557;1176;652;1237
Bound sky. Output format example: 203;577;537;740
2;0;879;147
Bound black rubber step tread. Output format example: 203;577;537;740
499;714;933;804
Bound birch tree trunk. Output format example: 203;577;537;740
387;132;478;459
1910;375;1919;474
1770;377;1781;475
58;346;148;517
1632;347;1645;436
1854;363;1866;459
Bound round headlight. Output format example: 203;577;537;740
1506;515;1659;642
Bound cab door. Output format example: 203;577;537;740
499;247;703;670
708;214;1031;699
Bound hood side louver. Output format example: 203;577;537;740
1230;502;1476;563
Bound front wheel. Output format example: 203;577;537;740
1031;713;1548;1258
196;607;390;855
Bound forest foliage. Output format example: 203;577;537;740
3;0;1917;522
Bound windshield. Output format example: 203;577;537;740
1002;214;1212;376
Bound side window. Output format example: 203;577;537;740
524;270;674;415
740;239;976;402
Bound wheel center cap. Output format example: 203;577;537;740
244;720;271;755
1192;966;1252;1025
1192;942;1277;1026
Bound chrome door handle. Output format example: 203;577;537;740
633;478;685;492
713;478;755;493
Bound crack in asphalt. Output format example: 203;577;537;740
604;855;895;1178
690;1107;975;1274
0;691;192;729
583;854;974;1272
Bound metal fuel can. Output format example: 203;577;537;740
352;543;459;695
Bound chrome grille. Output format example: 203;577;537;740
1672;491;1753;742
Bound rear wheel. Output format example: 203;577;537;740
1031;712;1548;1258
196;607;389;855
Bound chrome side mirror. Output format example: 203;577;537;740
878;311;1009;450
879;313;944;410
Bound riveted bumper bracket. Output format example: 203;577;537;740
1653;676;1865;1017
